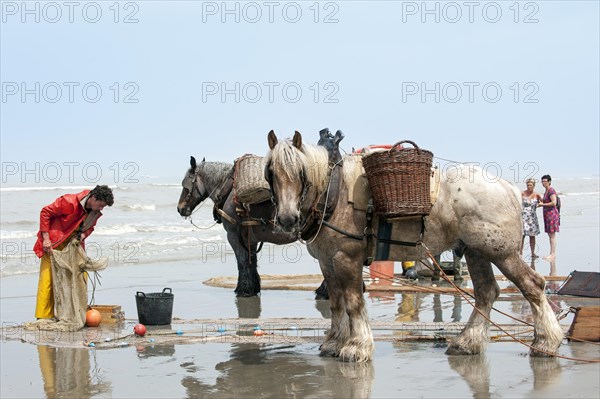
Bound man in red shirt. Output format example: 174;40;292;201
33;185;114;319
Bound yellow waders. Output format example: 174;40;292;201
34;238;71;319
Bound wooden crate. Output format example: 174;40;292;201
91;305;125;325
567;306;600;342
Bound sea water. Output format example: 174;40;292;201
1;177;598;278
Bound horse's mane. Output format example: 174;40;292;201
198;161;233;189
342;154;365;192
267;140;330;194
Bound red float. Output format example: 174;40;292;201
134;323;147;337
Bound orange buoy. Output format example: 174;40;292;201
134;323;147;337
86;309;102;327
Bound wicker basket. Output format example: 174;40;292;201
234;154;271;204
362;140;433;218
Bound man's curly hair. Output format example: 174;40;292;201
89;185;114;206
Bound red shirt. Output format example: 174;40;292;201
33;190;103;258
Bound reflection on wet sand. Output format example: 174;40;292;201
235;296;262;319
392;292;463;323
180;343;374;398
448;349;564;397
136;343;176;359
37;345;111;398
447;354;491;399
433;294;463;323
315;299;332;319
528;356;562;390
511;295;534;324
396;293;422;322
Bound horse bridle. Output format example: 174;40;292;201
183;166;209;206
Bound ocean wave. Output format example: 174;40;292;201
0;184;123;192
0;230;36;240
143;237;206;247
93;224;139;235
563;192;600;197
149;183;181;188
93;223;217;235
135;225;215;233
0;185;91;192
0;220;36;227
122;204;156;211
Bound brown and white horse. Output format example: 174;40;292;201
265;131;563;362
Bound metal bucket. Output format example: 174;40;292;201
135;288;174;325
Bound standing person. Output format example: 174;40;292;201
538;175;559;260
33;185;114;319
520;178;542;259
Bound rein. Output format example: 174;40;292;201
298;158;342;244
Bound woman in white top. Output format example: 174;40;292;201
521;178;542;259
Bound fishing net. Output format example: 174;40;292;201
25;240;108;332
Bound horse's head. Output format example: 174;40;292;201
177;156;209;217
265;130;329;234
317;128;345;164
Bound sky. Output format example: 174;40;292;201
1;1;599;187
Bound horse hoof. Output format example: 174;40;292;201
319;342;339;357
445;345;479;356
529;347;557;357
235;291;258;298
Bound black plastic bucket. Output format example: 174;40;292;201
135;288;174;325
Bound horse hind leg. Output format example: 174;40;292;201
232;237;261;297
494;254;563;357
447;251;499;355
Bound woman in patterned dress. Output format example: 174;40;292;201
521;178;542;259
539;174;560;260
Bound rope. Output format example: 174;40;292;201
190;219;218;230
187;181;221;230
364;254;599;357
421;248;600;363
87;271;102;307
416;259;536;328
366;260;600;350
298;158;343;246
433;156;478;165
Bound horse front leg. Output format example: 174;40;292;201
317;257;347;357
447;251;499;355
334;251;374;362
314;280;329;300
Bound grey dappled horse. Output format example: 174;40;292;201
264;131;563;362
177;129;344;298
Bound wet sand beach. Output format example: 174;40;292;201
2;255;600;398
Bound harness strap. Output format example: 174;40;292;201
214;174;234;211
241;220;262;226
321;220;363;241
215;208;237;225
364;200;374;266
376;237;420;247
